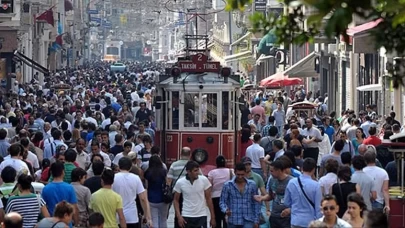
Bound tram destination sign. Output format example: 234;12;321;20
178;54;221;73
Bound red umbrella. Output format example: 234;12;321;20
262;76;302;87
259;71;285;87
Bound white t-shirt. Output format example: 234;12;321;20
112;172;145;223
246;144;265;169
4;151;39;169
0;158;31;176
173;175;211;217
318;172;337;195
363;166;389;204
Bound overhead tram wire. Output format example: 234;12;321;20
164;0;226;15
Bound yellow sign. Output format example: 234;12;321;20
120;15;127;25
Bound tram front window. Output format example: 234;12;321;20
202;93;217;128
184;93;199;127
183;93;218;128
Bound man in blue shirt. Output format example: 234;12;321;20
41;161;79;227
284;158;322;228
220;163;261;227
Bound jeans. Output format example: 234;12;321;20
303;147;320;165
372;201;384;212
228;221;255;228
150;202;169;228
269;215;291;228
212;197;227;228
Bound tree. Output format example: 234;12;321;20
226;0;405;88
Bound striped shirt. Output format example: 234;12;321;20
5;193;45;228
167;159;188;180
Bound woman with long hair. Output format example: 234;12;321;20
352;128;366;155
331;166;360;218
345;192;367;227
208;155;233;228
144;155;168;228
36;201;74;228
5;174;50;227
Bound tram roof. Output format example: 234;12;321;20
159;72;240;87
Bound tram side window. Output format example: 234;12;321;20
222;92;229;130
184;93;200;127
202;93;217;128
172;91;179;129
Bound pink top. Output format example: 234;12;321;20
207;168;233;198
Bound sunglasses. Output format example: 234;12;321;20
322;206;336;211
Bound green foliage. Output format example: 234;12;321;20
225;0;405;88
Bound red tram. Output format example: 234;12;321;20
155;35;241;174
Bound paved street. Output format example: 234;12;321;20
166;204;270;228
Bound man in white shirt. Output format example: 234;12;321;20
317;195;352;228
74;138;90;170
0;144;31;176
112;157;152;227
173;161;216;228
246;134;266;180
363;151;390;213
90;142;111;167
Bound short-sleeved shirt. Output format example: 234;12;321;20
363;166;389;204
351;171;375;210
36;219;66;228
174;175;211;217
6;193;46;227
41;181;78;215
247;171;264;189
112;172;145;223
320;154;342;169
49;163;77;183
90;188;123;228
267;175;293;216
302;127;322;148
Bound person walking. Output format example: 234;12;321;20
173;161;216;228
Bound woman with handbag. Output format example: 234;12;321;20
144;155;169;227
5;173;50;227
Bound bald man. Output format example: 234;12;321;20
2;212;22;228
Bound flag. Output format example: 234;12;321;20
55;34;63;46
65;0;73;11
36;9;54;26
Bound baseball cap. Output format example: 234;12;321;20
241;156;252;164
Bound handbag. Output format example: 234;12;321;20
162;165;187;204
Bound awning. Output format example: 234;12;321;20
231;32;251;46
283;52;319;78
342;19;382;52
224;51;252;62
356;84;382;92
13;51;50;75
347;19;382;37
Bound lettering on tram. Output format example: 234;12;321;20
178;54;221;73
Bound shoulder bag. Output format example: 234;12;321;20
298;177;315;209
162;165;186;204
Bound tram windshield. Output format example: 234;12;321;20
184;93;218;128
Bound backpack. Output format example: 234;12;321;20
0;185;17;209
262;136;274;155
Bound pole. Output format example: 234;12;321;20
228;11;232;55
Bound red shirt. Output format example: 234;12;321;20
363;136;382;147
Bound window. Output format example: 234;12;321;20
106;47;119;55
183;93;218;128
184;93;199;127
222;92;229;130
202;93;217;128
172;91;179;129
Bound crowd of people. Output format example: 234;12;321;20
227;88;394;227
0;58;397;228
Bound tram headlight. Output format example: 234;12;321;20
192;148;208;164
221;67;231;77
171;67;181;77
